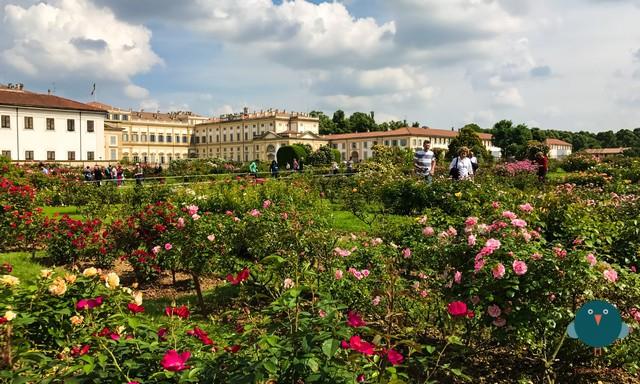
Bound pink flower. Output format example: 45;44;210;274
485;238;501;252
474;258;486;272
386;349;404;365
467;234;476;246
402;248;411;259
152;245;161;255
502;211;517;220
250;209;261;217
225;210;234;216
447;301;468;317
191;214;201;220
347;311;367;327
531;252;542;260
586;253;597;267
518;203;534;212
447;226;458;236
186;205;199;216
454;271;462;284
604;268;618;283
334;247;351;257
357;374;366;382
512;260;527;276
372;296;381;306
161;350;191;372
361;269;370;277
423;227;435;237
262;200;272;209
281;212;288;220
573;238;583;245
492;263;506;279
522;231;532;242
176;217;185;228
207;234;216;242
283;278;294;289
164;243;172;251
492;201;500;209
347;335;375;355
629;308;640;322
76;296;103;310
418;215;428;224
233;217;241;222
465;217;478;227
371;237;383;246
553;247;567;259
319;309;327;318
165;305;190;319
492;317;507;327
335;269;343;280
127;303;145;314
487;304;502;318
511;219;527;228
420;290;428;297
353;271;364;280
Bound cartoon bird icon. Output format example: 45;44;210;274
567;300;630;356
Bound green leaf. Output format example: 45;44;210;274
322;339;339;358
425;345;436;354
306;358;320;373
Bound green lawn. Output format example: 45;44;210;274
0;252;59;284
41;206;84;220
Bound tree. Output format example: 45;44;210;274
462;123;483;132
348;112;377;133
307;145;336;165
276;146;301;169
332;110;348;133
596;131;617;147
411;121;420;128
310;111;337;135
448;127;490;162
615;129;640;147
378;120;405;131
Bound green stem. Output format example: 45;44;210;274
99;339;131;382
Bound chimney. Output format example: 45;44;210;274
243;106;248;115
370;111;374;120
451;127;454;131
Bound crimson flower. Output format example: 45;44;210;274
447;301;468;317
127;303;145;314
157;328;168;341
226;267;250;285
346;311;367;327
386;349;404;365
160;350;191;372
347;335;375;355
226;345;241;353
70;344;90;357
165;305;190;319
76;296;103;310
187;327;213;345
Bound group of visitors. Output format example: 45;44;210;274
414;140;549;182
83;164;126;186
249;159;306;178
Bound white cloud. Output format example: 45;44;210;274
1;0;161;82
124;84;149;99
493;87;524;108
139;99;159;111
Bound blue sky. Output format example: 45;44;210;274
1;0;640;132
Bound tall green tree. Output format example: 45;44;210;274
310;111;338;135
448;127;490;161
348;112;377;133
332;110;348;133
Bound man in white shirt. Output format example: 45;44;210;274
414;140;436;183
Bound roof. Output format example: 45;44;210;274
0;87;107;113
323;127;493;141
583;147;629;155
87;102;206;123
545;138;572;146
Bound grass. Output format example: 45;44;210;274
41;205;84;220
0;252;58;283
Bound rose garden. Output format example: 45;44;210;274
1;149;640;383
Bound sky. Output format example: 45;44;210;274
1;0;640;132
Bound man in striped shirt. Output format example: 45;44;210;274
414;140;436;183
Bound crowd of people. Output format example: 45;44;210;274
82;163;153;186
414;140;549;182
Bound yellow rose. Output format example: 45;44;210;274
4;310;16;321
133;291;143;306
48;277;67;296
0;275;20;287
70;315;84;326
40;269;53;279
352;188;358;193
455;192;462;198
82;267;98;277
64;274;77;284
105;272;120;290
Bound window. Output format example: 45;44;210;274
209;135;212;143
166;135;172;143
67;119;75;131
47;151;56;161
230;134;233;142
237;133;240;141
176;135;180;143
112;114;120;121
201;136;206;144
195;137;200;144
46;118;55;130
67;151;76;161
24;116;33;129
223;134;227;142
25;151;34;160
1;115;9;128
87;151;94;161
110;149;116;160
150;134;156;142
133;155;139;163
123;133;129;141
87;120;94;132
245;133;248;140
132;133;139;142
182;135;187;143
141;134;147;142
352;143;357;149
1;150;10;159
158;135;164;143
122;115;128;121
363;142;368;149
400;139;407;147
392;140;398;146
384;140;389;146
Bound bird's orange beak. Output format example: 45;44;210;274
594;314;602;326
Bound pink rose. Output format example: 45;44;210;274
447;301;468;317
334;247;351;257
487;304;502;318
531;252;542;260
502;211;517;220
474;258;486;272
186;205;199;216
604;268;618;283
447;226;458;236
335;269;343;280
402;248;411;259
468;234;476;246
152;245;161;255
511;219;527;228
250;209;261;217
492;201;500;209
207;234;215;242
319;309;326;318
164;243;172;251
176;217;185;228
454;271;462;284
191;214;200;220
585;253;596;266
423;227;435;237
518;203;534;212
281;212;288;220
492;263;505;279
262;200;272;209
464;217;478;227
361;269;370;277
492;317;507;327
372;296;381;306
371;237;383;246
512;260;527;276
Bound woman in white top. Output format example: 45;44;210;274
449;146;474;180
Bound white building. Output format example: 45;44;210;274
0;84;106;162
545;138;573;159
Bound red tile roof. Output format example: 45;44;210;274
323;127;493;140
583;147;629;154
545;138;572;146
0;88;106;113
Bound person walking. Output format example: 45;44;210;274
331;161;339;175
93;165;103;186
270;160;279;178
449;147;474;181
134;163;144;186
346;157;353;174
293;158;299;172
414;140;436;183
249;160;258;178
116;164;124;186
536;152;548;182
